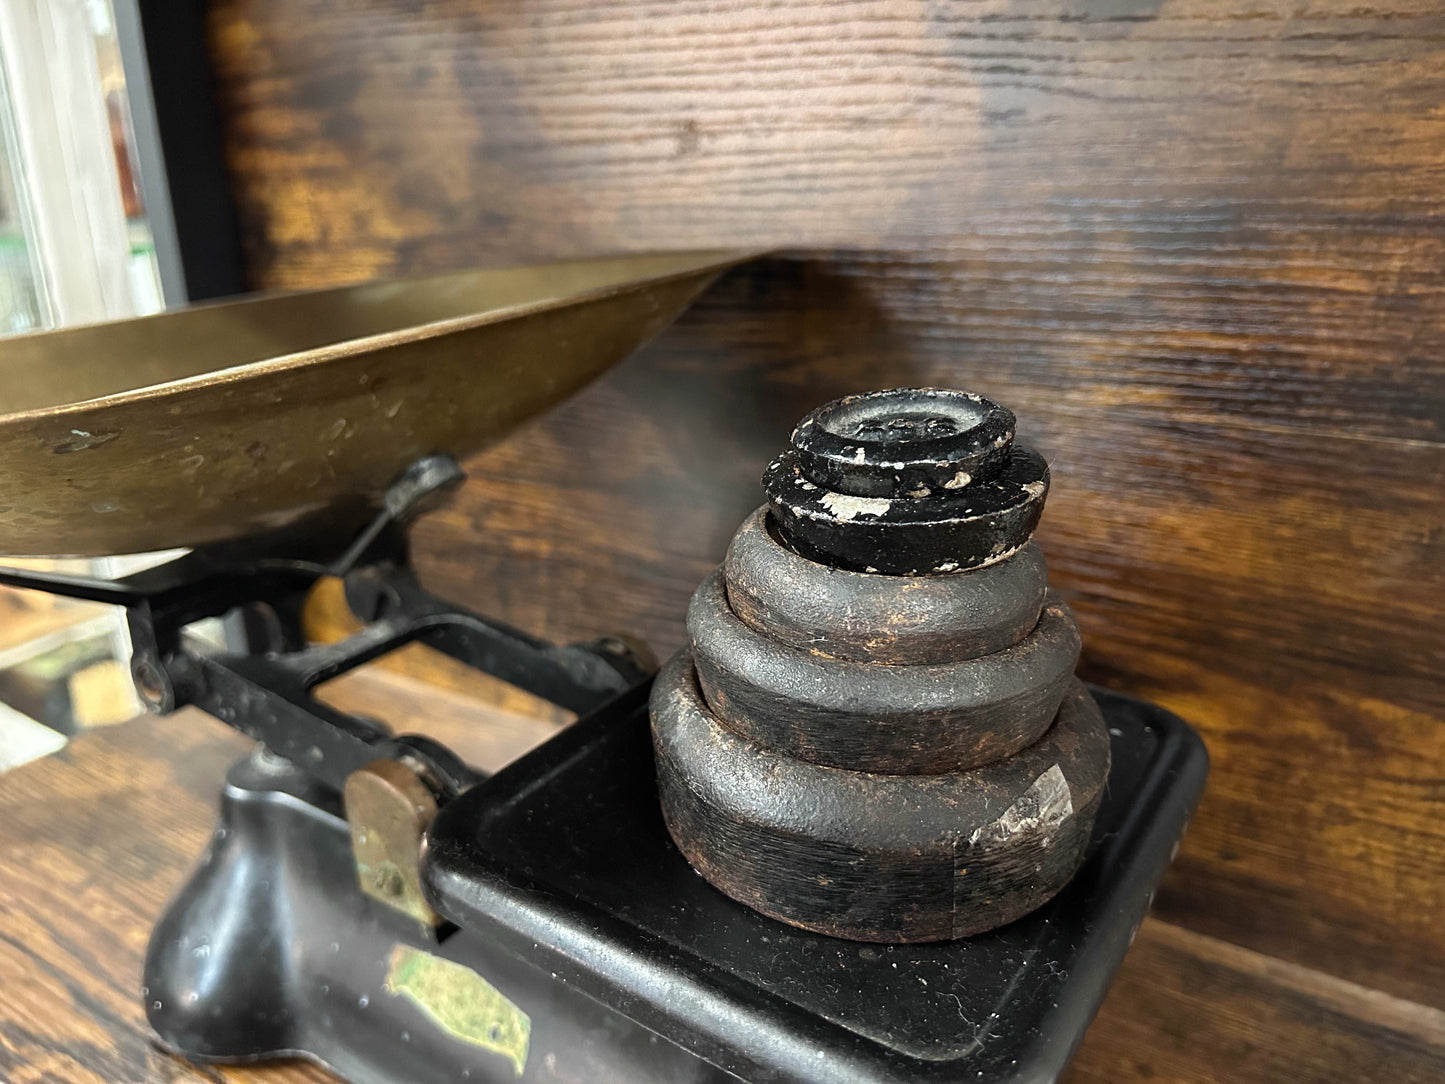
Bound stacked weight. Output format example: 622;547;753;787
650;389;1111;942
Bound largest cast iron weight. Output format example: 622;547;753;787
651;387;1110;943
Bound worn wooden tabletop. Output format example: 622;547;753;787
3;690;1443;1083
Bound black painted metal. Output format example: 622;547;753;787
0;457;646;796
764;445;1050;575
0;449;1207;1082
423;683;1208;1083
763;388;1049;575
789;388;1016;497
145;742;727;1084
142;682;1205;1084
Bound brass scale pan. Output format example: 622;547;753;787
0;250;748;558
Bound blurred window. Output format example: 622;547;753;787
0;0;168;767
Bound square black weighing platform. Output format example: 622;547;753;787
425;682;1208;1083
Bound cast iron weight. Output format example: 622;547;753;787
652;387;1110;942
764;387;1050;575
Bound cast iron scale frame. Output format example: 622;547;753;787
0;454;1207;1084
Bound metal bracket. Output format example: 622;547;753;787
0;455;655;801
345;758;443;929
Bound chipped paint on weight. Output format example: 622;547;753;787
819;492;892;521
968;764;1074;847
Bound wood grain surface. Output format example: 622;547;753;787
0;713;336;1084
204;0;1445;1013
3;709;1444;1082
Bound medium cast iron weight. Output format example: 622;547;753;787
651;388;1110;941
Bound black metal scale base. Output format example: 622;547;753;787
145;681;1204;1084
0;425;1209;1084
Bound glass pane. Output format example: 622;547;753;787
0;54;45;334
0;0;169;769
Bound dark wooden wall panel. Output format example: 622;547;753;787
208;0;1445;1008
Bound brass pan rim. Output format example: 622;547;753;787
0;249;753;427
0;248;759;556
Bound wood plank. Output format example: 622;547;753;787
1070;921;1445;1084
208;0;1445;440
207;0;1445;1009
0;712;337;1083
314;655;567;769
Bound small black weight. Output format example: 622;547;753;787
789;388;1016;498
689;569;1080;774
763;444;1049;575
724;506;1047;665
652;654;1112;942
